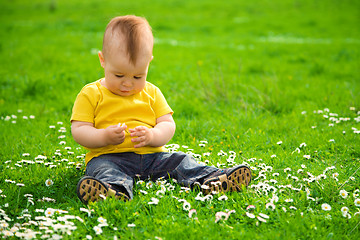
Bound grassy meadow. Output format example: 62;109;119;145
0;0;359;239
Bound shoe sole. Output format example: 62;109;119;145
76;176;111;204
77;176;129;204
202;165;251;194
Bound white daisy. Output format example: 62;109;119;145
353;189;359;198
341;207;349;214
321;203;331;211
45;179;54;187
97;217;107;225
354;198;360;207
139;190;148;195
148;198;159;205
266;202;276;210
146;182;154;189
45;208;54;217
93;226;102;235
258;213;269;219
218;195;228;201
183;201;191;211
257;216;267;222
339;190;348;199
215;212;229;223
246;212;255;218
188;209;197;219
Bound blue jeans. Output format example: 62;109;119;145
85;151;217;199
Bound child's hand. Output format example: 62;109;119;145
129;126;154;148
104;124;127;145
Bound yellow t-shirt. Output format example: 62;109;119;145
71;79;173;164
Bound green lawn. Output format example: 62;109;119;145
0;0;359;239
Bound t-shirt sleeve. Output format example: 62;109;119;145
153;86;173;118
71;86;98;123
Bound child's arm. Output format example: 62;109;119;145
129;113;175;148
71;121;127;148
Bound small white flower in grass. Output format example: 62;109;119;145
97;217;107;225
293;148;300;154
0;221;9;229
328;139;335;143
189;209;197;219
127;223;136;228
354;198;360;207
80;208;92;217
156;190;165;197
299;143;307;148
303;155;311;159
341;207;349;215
139;190;148;195
271;195;279;203
246;205;256;211
215;212;229;223
93;226;102;235
86;235;92;240
45;179;54;187
339;190;348;199
257;216;267;223
146;182;154;189
183;201;191;211
201;185;210;190
276;141;283;145
321;203;331;211
45;208;55;217
148;197;159;205
246;212;255;218
218;195;228;201
271;155;277;158
353;189;359;198
266;202;276;210
2;230;14;237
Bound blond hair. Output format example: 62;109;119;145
102;15;153;65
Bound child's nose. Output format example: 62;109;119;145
121;79;132;87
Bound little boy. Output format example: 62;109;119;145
71;15;251;204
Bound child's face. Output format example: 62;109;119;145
99;49;153;97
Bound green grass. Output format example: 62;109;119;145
0;0;359;239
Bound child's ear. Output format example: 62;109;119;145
98;51;105;68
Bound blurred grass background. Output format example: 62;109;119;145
1;0;358;158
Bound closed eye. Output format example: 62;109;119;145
134;76;142;79
115;74;124;78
